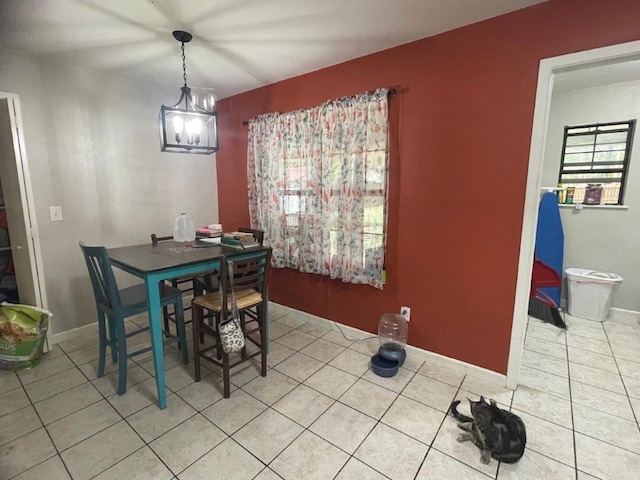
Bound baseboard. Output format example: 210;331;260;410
268;301;509;389
608;307;640;325
51;313;147;345
51;321;97;344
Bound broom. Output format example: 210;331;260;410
528;290;567;329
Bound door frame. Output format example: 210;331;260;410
0;91;50;346
506;39;640;389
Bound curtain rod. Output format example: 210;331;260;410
241;88;397;126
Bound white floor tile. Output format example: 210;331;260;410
416;449;492;480
23;367;87;403
512;409;574;467
12;305;640;480
11;454;71;480
571;380;636;420
150;414;226;474
201;389;267;435
0;405;42;446
417;362;465;387
179;438;264;480
272;384;334;427
17;354;76;385
299;338;345;362
272;351;324;382
47;400;121;451
60;421;145;480
355;423;429;480
511;385;573;428
127;394;197;442
402;372;458;412
174;372;230;411
570;363;625;394
233;408;303;463
93;446;173;480
575;432;640;480
304;364;358;399
329;348;372;376
271;430;349;480
497;448;576;480
309;402;376;454
335;457;390;480
573;403;640;453
339;378;398;420
242;370;296;406
381;395;445;445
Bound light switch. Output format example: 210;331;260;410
49;206;63;221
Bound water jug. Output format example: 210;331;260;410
378;313;408;352
173;213;196;242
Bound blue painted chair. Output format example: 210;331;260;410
80;242;189;395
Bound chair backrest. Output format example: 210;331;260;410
151;234;173;245
237;228;264;246
79;242;122;313
219;248;271;312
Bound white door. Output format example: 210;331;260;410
0;96;47;319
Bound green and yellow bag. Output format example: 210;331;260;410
0;303;52;370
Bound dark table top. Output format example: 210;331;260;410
107;240;265;274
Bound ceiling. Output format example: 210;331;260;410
554;57;640;92
0;0;547;99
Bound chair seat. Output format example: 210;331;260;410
119;283;183;309
193;288;262;312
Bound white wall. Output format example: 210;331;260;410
0;47;220;333
542;79;640;312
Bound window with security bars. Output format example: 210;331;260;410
558;120;635;205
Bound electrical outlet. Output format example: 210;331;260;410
400;306;410;322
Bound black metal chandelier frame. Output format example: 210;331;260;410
159;30;219;155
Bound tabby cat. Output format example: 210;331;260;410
449;396;526;464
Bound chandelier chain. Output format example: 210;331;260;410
181;42;187;87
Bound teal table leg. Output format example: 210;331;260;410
146;275;167;409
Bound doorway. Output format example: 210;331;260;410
506;40;640;389
0;92;50;347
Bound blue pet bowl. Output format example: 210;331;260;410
371;354;399;377
378;346;406;367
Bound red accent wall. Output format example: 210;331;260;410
216;0;640;374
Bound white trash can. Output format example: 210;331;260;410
565;268;623;322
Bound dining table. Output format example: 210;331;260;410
107;240;268;409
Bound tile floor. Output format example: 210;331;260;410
1;307;639;480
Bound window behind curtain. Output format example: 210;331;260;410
247;89;389;289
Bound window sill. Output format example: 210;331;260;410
559;204;629;210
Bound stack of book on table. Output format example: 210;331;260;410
196;224;223;238
221;231;259;249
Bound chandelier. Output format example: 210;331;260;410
159;31;218;155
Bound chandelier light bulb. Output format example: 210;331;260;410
172;115;184;143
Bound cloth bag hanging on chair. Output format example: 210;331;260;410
218;259;245;353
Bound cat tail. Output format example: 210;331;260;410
449;400;473;423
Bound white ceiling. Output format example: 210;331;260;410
554;57;640;92
0;0;547;99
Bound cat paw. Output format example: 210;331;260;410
457;434;468;443
480;454;491;464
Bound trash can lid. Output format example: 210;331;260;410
565;268;623;284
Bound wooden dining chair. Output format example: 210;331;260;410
193;227;264;297
151;233;200;334
79;242;188;395
191;248;271;398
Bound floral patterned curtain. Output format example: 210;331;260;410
247;88;389;289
